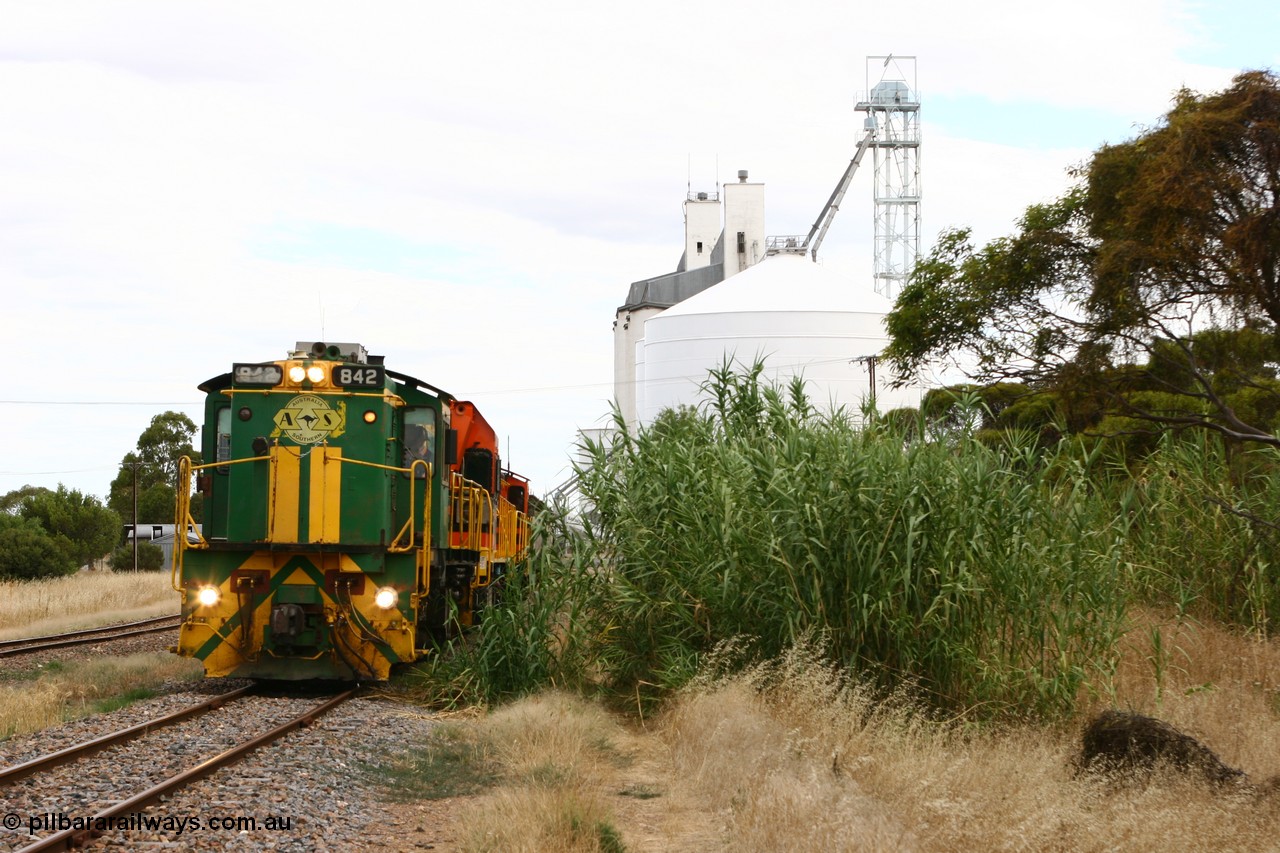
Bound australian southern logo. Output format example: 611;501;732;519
272;395;346;444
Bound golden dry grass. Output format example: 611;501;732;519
654;614;1280;853
0;653;203;739
459;693;630;852
398;691;724;853
0;571;177;641
441;613;1280;853
1100;608;1280;782
0;571;191;741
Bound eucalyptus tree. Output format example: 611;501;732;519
108;411;202;524
885;70;1280;447
9;486;120;576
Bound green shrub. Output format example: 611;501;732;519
108;542;165;572
17;486;119;569
0;516;76;580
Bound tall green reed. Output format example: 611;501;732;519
406;502;602;707
1112;432;1280;636
423;363;1146;719
573;364;1127;718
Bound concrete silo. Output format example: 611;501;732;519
636;252;920;424
611;57;926;428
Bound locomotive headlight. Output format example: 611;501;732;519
374;587;398;609
306;365;327;383
288;365;307;383
196;585;221;608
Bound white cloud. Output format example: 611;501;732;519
0;0;1265;500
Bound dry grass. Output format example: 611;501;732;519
661;678;909;851
0;653;203;739
1101;608;1280;782
459;693;631;852
0;571;176;641
431;613;1280;852
0;571;190;741
654;615;1280;853
394;691;723;853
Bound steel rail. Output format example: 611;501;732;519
0;686;256;786
15;689;357;853
0;619;183;659
0;614;182;651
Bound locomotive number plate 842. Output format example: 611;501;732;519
332;365;385;387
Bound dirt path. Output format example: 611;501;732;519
361;716;724;852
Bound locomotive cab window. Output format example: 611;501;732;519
463;447;495;492
403;409;436;477
215;407;232;472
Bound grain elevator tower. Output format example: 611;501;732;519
856;55;921;298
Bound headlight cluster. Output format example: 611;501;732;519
374;587;398;609
197;582;397;610
196;585;221;607
285;363;329;386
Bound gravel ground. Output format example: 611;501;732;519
0;684;443;852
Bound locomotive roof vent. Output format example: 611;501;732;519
292;341;368;363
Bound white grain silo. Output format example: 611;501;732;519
612;56;926;429
637;252;921;424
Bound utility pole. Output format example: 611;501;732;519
852;355;879;412
122;459;143;572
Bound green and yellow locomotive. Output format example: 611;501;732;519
171;341;529;680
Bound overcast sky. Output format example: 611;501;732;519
1;0;1276;504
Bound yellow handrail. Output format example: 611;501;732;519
449;472;491;552
220;388;408;407
495;498;530;562
171;454;245;591
173;453;277;590
335;456;431;553
172;451;432;591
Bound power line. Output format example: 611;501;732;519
0;400;200;406
0;354;877;406
0;466;116;475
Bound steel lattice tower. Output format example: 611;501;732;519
855;56;920;299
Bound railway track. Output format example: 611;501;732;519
0;615;183;659
0;686;356;852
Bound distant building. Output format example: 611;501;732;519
124;523;201;570
123;523;181;544
613;170;766;428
